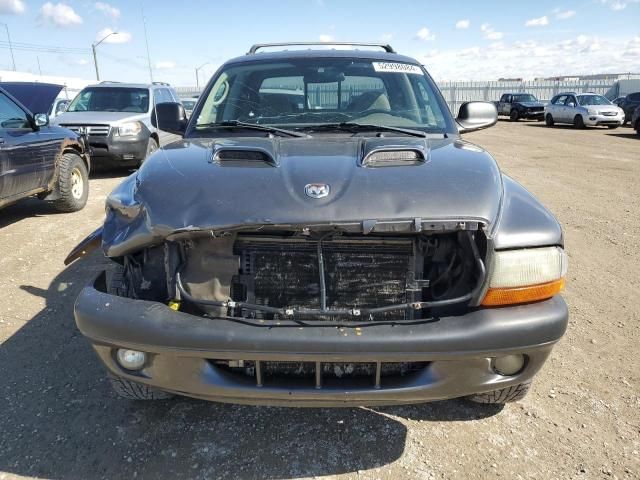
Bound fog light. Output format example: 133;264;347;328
116;349;146;370
492;354;525;376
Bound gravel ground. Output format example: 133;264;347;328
0;121;639;480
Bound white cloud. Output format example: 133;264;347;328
155;61;175;69
39;2;82;26
416;27;435;41
95;28;132;43
480;23;503;40
555;9;576;19
414;34;638;81
455;19;470;29
0;0;25;14
600;0;639;10
319;34;334;42
525;15;549;27
95;2;120;19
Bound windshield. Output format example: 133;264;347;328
67;87;150;113
512;94;538;102
192;58;454;135
577;95;611;106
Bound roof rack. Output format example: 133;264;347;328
247;42;396;55
99;80;121;84
152;81;171;86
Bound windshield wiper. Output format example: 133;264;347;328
196;120;309;138
302;122;428;138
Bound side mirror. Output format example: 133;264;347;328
34;113;49;127
151;102;187;135
567;102;575;107
456;101;497;134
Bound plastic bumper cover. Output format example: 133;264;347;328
74;273;569;406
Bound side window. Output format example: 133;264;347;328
566;96;576;107
553;95;567;105
0;93;30;129
504;95;511;103
628;92;640;102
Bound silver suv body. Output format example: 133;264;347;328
53;82;179;167
544;92;624;129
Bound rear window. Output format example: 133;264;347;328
67;87;150;113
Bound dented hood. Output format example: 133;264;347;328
103;136;503;257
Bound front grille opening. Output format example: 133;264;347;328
172;229;485;321
234;238;412;320
212;360;429;389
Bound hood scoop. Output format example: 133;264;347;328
361;138;429;168
212;145;277;168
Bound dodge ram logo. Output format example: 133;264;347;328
305;183;330;199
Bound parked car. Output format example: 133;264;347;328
613;92;640;125
53;81;180;168
545;92;624;128
0;82;90;212
494;92;545;121
68;42;567;407
180;97;197;118
632;105;640;135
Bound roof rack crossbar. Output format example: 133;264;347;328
247;42;396;55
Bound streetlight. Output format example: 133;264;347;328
0;23;16;71
91;31;119;81
195;62;210;90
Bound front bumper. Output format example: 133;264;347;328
585;113;624;126
522;110;544;119
74;273;568;406
87;133;148;164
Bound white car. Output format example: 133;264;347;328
544;92;624;129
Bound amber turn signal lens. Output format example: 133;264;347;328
481;278;565;307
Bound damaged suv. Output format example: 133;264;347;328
68;42;568;406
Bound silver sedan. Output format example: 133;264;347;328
545;92;624;129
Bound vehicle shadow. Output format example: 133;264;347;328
0;169;129;230
606;132;639;140
0;252;502;480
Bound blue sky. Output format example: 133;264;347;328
0;0;638;85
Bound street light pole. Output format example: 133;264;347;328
91;32;119;81
195;62;209;90
0;23;16;71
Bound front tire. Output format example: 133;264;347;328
545;114;554;126
467;382;531;404
573;114;586;129
108;374;174;400
51;152;88;212
509;109;519;122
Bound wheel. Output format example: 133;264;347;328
635;120;640;136
108;373;174;400
545;114;554;126
509;109;519;122
607;125;619;129
573;114;585;129
467;382;531;404
51;152;89;212
139;137;159;166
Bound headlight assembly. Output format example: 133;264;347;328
482;246;567;306
116;121;143;136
